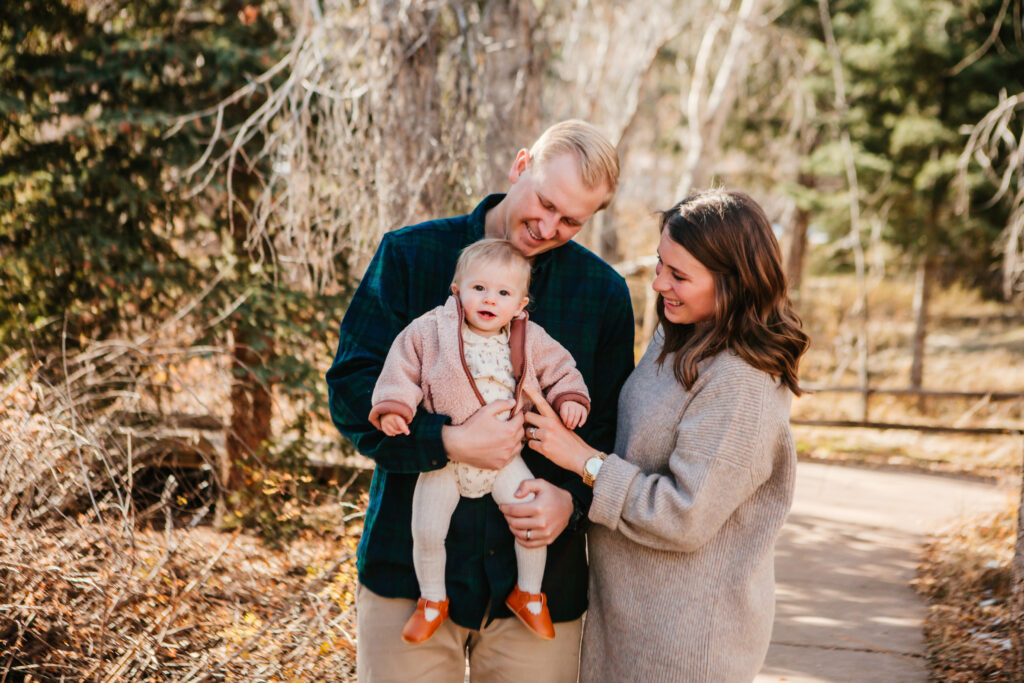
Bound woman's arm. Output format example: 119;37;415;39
526;363;791;553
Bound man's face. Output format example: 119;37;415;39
497;150;609;258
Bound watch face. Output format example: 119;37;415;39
586;458;601;475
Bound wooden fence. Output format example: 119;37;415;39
793;386;1024;436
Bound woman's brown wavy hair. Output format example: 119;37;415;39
656;189;810;395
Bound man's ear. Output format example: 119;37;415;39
508;149;531;184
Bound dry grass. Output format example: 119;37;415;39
0;336;365;681
1;519;361;681
913;505;1019;682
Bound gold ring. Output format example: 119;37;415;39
526;529;532;541
529;427;537;439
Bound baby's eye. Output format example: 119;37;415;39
499;289;511;297
472;284;485;291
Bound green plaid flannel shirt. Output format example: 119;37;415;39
326;194;635;628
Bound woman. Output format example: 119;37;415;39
518;189;810;682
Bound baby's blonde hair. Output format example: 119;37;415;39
452;238;531;294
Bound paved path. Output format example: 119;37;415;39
756;461;1014;683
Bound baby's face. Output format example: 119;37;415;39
454;261;530;337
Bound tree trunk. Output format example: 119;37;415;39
786;172;814;300
223;169;274;495
225;325;274;491
909;256;932;390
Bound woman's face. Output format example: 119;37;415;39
652;228;717;325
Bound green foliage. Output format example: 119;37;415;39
742;0;1023;294
0;0;286;352
0;1;353;543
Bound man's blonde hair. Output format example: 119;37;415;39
529;120;620;210
452;238;532;294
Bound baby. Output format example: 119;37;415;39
369;238;589;644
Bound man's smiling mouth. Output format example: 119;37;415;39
526;223;543;241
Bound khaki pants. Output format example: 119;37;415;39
356;583;582;683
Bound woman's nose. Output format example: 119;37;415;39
652;269;668;293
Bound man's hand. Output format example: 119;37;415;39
379;413;411;436
441;400;524;470
498;479;574;548
558;400;588;429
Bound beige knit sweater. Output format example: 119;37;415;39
583;331;796;682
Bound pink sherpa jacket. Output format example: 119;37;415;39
369;296;589;430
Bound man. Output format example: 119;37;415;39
326;120;635;682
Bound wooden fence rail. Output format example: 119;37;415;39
802;386;1024;401
795;385;1024;435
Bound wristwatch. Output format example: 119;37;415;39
581;452;607;487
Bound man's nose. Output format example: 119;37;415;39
537;212;559;239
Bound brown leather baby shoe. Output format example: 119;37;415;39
401;597;450;644
505;585;555;640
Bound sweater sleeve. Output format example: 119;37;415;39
368;319;426;430
588;361;781;552
526;322;591;414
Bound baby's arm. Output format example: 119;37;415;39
369;321;425;432
526;322;591;421
558;400;588;429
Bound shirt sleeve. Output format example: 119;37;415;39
588;364;779;552
559;276;635;511
326;233;449;473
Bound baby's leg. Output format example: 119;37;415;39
491;455;545;594
411;467;461;602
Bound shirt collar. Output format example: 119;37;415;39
467;194;504;242
461;321;510;345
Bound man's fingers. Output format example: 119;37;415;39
522;384;558;418
515;479;543;499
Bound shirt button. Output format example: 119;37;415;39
488;549;496;556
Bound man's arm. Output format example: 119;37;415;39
326;233;449;474
584;277;636;454
556;276;635;520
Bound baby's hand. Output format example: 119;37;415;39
558;401;588;430
380;413;411;436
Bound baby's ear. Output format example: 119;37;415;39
451;283;459;295
517;296;530;315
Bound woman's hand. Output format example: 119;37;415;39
522;385;599;476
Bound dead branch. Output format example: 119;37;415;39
955;90;1024;301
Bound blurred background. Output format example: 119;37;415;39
2;0;1022;679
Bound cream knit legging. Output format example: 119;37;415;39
411;454;545;603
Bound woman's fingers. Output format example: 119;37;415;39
522;384;558;419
